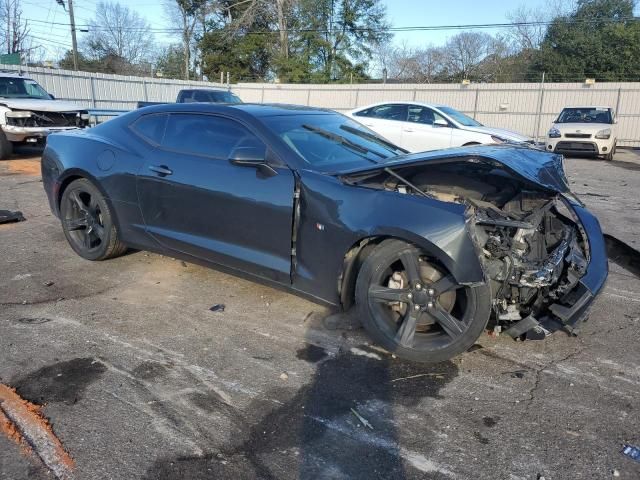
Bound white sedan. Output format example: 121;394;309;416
346;102;531;152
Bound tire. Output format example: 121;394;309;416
60;178;127;261
604;142;616;161
0;130;13;160
355;239;491;363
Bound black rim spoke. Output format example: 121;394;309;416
429;305;465;339
83;231;92;249
65;217;88;231
69;191;87;213
395;308;419;347
88;196;99;216
399;251;421;285
431;275;462;295
369;285;410;303
92;223;105;239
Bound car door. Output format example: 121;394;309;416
135;112;295;283
352;104;407;145
401;105;453;152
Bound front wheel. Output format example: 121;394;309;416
60;178;127;260
355;239;491;363
604;142;616;161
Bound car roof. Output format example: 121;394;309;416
138;102;334;117
0;72;31;79
351;101;449;111
561;106;612;109
180;87;233;92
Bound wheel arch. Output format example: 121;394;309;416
338;229;481;310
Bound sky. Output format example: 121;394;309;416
19;0;635;61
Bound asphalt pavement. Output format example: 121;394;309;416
1;147;639;480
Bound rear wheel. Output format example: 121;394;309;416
60;178;127;260
355;239;491;363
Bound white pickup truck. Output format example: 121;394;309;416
0;72;89;159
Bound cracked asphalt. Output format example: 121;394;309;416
1;147;640;480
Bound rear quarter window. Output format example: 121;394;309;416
130;114;168;144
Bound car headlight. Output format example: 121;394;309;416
595;128;611;139
548;127;561;138
5;110;32;118
490;135;506;144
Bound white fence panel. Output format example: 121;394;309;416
3;64;639;146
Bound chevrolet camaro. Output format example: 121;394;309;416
41;103;608;363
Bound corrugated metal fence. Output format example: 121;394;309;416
5;64;640;147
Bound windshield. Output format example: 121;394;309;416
265;113;406;171
437;106;483;127
0;77;51;99
557;107;612;124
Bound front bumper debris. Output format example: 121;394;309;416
2;125;80;143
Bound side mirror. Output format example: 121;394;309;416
229;146;277;177
433;118;448;128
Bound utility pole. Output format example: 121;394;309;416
56;0;78;70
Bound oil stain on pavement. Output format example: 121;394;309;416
12;357;107;405
144;348;458;480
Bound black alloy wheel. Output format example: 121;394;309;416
60;178;127;260
356;239;491;363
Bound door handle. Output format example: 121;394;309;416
148;165;173;176
403;128;414;133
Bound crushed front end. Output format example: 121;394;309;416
341;148;608;340
469;191;607;338
3;109;90;144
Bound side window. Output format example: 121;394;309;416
130;114;168;144
407;106;447;126
354;107;372;117
369;104;408;122
162;113;265;159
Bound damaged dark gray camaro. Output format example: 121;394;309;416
41;103;608;363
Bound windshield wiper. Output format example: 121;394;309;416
339;124;407;156
302;124;387;161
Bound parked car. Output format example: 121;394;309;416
136;87;242;109
0;72;89;159
546;106;617;160
42;104;607;363
347;102;531;152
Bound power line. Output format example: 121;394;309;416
23;15;640;35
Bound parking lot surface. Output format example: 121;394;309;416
1;148;640;480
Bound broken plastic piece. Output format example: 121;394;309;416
209;304;225;312
622;444;640;463
504;315;541;339
0;210;25;225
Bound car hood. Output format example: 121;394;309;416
0;98;86;112
552;122;612;133
337;144;570;193
459;125;532;143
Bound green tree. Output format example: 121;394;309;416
198;0;389;83
532;0;640;81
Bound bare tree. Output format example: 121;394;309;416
165;0;211;80
83;1;154;65
442;31;492;80
506;0;576;51
0;0;29;55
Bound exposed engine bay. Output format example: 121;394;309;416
347;157;589;338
